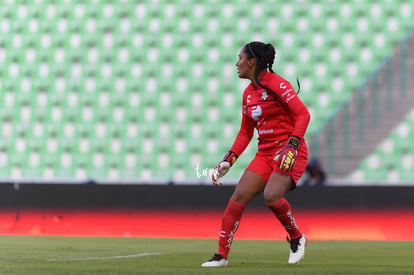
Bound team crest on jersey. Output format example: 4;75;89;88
261;90;268;100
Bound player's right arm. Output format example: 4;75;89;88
229;112;255;157
212;98;255;186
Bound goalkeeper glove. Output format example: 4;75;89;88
212;151;238;186
274;135;301;172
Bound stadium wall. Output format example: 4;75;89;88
0;183;413;210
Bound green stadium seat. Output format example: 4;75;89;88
353;108;414;181
398;168;414;182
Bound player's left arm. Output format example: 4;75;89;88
286;96;311;140
273;80;310;171
277;80;311;139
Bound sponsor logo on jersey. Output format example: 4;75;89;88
258;129;274;134
281;88;292;97
281;86;296;103
246;94;251;103
286;94;296;102
280;82;287;89
251;105;262;121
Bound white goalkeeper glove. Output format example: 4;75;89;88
212;151;238;186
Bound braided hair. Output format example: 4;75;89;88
245;41;300;106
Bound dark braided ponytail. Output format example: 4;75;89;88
245;42;300;107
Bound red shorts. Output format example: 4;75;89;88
245;142;308;189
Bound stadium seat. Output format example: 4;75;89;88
0;1;413;181
353;109;414;182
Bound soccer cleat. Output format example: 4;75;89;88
287;234;307;264
201;253;228;267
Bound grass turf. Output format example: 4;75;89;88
0;236;413;274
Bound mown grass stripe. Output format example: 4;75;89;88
46;252;163;262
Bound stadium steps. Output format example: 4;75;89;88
321;95;414;178
313;33;414;178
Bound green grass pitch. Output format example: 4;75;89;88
0;236;413;274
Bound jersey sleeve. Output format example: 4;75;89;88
287;96;311;138
229;91;255;156
229;111;255;156
271;79;311;139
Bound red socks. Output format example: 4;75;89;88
266;198;302;240
217;198;246;258
217;197;301;259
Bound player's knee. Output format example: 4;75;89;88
231;192;254;205
263;190;283;204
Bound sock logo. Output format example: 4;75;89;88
287;210;298;229
224;221;240;249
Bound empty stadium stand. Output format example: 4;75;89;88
0;1;412;182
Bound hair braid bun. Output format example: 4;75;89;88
264;44;275;62
264;43;275;72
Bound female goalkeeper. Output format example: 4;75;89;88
201;41;310;267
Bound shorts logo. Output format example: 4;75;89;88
280;82;287;89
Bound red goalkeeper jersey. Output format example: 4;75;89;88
230;71;310;156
